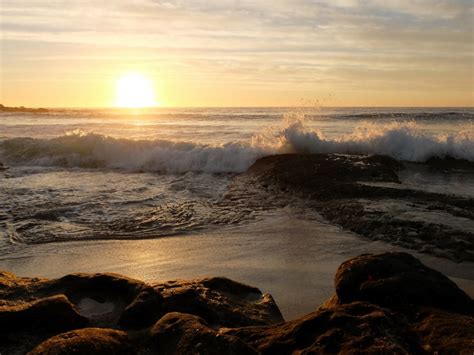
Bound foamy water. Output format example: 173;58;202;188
1;107;473;173
0;107;473;247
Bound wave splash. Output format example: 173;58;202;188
277;116;474;163
1;116;473;173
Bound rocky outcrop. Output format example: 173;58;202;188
333;252;474;314
118;286;163;329
224;302;419;353
243;154;403;200
225;252;474;354
150;312;258;354
229;154;474;262
0;294;87;332
156;277;283;328
0;252;472;354
0;272;282;354
28;328;132;355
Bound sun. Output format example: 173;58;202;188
115;73;158;108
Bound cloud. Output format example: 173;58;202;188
1;0;472;105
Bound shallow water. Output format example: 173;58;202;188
399;164;474;197
0;168;236;248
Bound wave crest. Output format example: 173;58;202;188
278;118;474;162
1;118;473;173
0;133;270;173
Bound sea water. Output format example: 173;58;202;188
1;107;473;248
1;107;473;318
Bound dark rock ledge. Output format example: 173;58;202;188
0;252;472;354
225;154;474;262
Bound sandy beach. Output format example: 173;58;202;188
2;208;472;320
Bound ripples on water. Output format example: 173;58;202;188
0;169;260;247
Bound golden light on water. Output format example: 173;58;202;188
115;73;158;108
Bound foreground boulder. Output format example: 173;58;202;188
29;328;132;355
156;277;283;328
0;295;87;332
333;252;474;314
149;312;258;354
223;302;418;353
225;253;474;354
0;271;281;354
0;252;472;354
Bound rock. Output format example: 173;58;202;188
155;276;284;327
0;253;472;354
48;273;146;302
333;252;474;315
225;252;473;354
118;286;163;329
411;309;474;353
0;295;87;332
0;272;155;328
0;270;45;292
224;302;420;354
0;272;145;303
234;154;474;262
424;156;474;171
149;312;258;354
244;153;402;200
28;328;133;355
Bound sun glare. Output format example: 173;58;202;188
115;73;157;108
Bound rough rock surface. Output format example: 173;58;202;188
333;252;474;314
228;154;474;261
149;312;258;354
224;252;473;354
0;252;472;354
28;328;132;355
223;302;419;354
155;277;283;328
0;271;281;354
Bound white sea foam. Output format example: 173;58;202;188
0;116;473;173
277;116;474;162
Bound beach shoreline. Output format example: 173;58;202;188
1;208;472;320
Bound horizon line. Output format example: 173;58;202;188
2;104;473;110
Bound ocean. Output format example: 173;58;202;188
1;107;473;318
1;107;473;247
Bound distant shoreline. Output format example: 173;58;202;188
0;104;48;113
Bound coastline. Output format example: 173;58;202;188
1;209;472;320
2;251;472;354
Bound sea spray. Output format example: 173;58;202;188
279;118;474;162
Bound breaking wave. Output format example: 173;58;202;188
277;118;474;163
1;117;473;173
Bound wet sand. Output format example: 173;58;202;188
1;208;472;320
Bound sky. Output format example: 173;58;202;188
1;0;473;107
